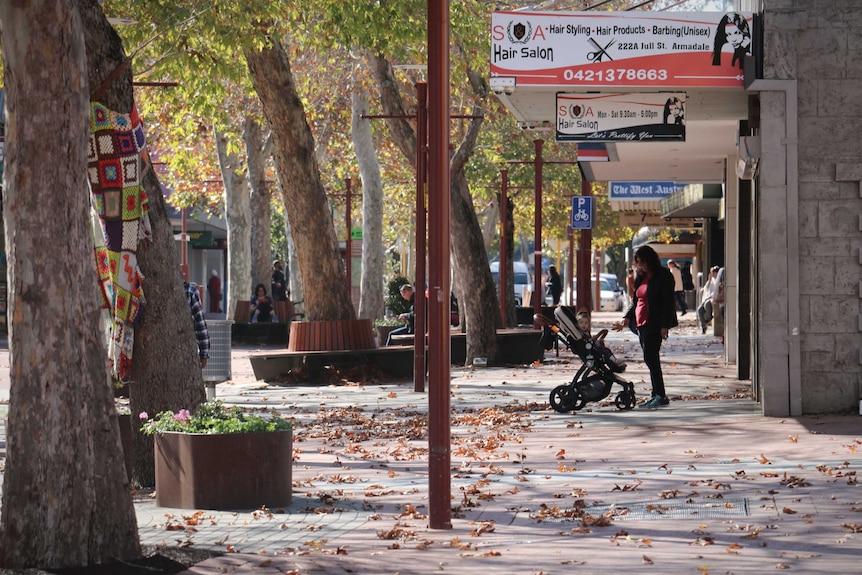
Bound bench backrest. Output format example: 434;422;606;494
234;300;252;323
234;299;294;324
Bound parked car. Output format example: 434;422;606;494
571;277;624;312
490;261;532;306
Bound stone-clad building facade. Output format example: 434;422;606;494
750;0;862;414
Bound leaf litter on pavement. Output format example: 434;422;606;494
140;356;862;574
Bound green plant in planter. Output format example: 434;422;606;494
385;275;412;316
373;317;407;327
139;400;291;435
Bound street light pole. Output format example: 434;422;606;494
427;0;451;530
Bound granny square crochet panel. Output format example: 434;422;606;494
88;101;153;381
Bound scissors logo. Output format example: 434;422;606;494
587;37;615;63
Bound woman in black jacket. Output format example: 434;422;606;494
613;245;678;408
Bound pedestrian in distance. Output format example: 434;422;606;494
206;269;222;313
667;259;687;316
697;265;720;334
271;260;288;302
612;245;678;409
625;267;635;306
546;265;563;306
185;281;209;369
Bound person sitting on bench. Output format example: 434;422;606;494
250;283;277;323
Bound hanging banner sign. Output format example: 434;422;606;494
491;11;753;88
609;181;688;200
557;93;685;142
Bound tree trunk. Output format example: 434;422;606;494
351;87;385;321
0;0;140;566
75;0;207;488
245;115;273;292
217;130;253;317
503;195;517;327
450;169;501;362
371;50;500;363
284;200;303;304
245;39;355;321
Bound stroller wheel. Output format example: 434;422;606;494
549;385;576;413
615;390;636;411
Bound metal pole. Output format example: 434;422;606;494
533;139;544;326
567;224;574;306
181;208;189;282
576;176;592;311
414;83;428;393
499;170;509;326
427;0;451;530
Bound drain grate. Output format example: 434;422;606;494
546;497;750;522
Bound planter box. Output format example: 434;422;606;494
154;430;292;510
375;324;404;346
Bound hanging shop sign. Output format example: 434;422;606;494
609;181;688;201
491;11;754;88
557;92;685;142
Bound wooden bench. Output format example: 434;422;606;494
233;299;297;324
231;300;291;345
389;328;543;366
249;346;414;382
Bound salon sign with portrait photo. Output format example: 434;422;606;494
557;93;686;142
491;11;754;88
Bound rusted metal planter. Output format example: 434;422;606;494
154;430;292;510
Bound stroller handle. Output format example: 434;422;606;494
533;313;558;331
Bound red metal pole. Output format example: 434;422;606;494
414;83;428;393
427;0;451;530
345;178;352;292
576;177;593;311
181;208;189;282
567;224;574;306
533;139;544;327
499;170;509;326
594;254;601;310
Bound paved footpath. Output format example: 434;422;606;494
2;312;861;574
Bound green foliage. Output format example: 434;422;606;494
139;400;291;435
385;275;412;315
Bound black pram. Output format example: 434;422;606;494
536;306;636;412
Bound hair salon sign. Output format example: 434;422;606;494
491;11;753;88
557;93;686;142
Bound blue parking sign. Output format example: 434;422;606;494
571;196;593;229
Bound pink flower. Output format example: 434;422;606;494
173;409;191;422
138;411;149;420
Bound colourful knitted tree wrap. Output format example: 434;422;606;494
88;102;153;380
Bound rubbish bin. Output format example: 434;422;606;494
202;320;233;399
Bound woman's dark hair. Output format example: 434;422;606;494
712;12;750;66
254;283;267;295
663;97;683;124
633;245;662;273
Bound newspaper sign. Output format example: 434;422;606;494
557;93;685;142
609;181;688;200
491;11;753;88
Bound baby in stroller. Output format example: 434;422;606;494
537;306;635;412
573;310;626;374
